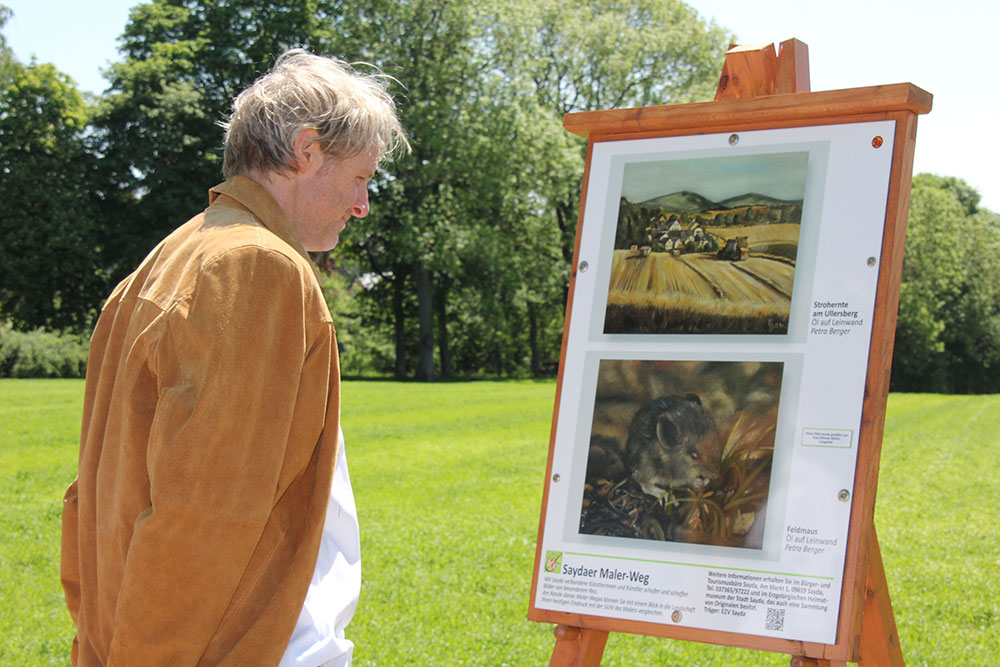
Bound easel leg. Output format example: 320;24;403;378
789;658;845;667
859;531;904;666
790;529;903;667
550;625;608;667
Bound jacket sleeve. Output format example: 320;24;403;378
107;246;330;664
60;479;81;665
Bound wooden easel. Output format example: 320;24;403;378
543;39;926;666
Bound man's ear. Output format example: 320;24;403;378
292;128;322;174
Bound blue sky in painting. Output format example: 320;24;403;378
621;152;809;204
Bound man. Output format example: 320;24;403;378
60;50;408;666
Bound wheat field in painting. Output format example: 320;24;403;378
604;225;798;335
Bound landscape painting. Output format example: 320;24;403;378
580;359;782;549
603;151;808;335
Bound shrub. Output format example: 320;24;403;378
0;324;88;378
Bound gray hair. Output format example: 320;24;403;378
222;49;409;179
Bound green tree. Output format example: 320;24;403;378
892;174;1000;393
439;93;571;378
338;0;730;379
333;0;501;380
82;0;730;380
0;60;106;330
0;5;17;84
915;173;982;216
92;0;341;274
943;206;1000;392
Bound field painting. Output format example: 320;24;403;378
604;152;808;335
580;359;783;549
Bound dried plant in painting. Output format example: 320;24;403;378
580;408;776;549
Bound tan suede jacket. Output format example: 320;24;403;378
61;177;342;666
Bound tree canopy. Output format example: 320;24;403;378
327;0;729;379
891;174;1000;393
2;2;998;390
0;5;15;84
0;57;106;330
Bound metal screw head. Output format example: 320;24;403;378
671;610;682;623
552;473;561;483
578;261;588;273
839;489;851;502
867;256;877;267
728;133;740;146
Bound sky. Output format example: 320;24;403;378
3;0;997;211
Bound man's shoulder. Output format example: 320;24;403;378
123;209;316;313
194;207;295;259
162;207;311;276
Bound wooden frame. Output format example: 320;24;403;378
528;42;930;664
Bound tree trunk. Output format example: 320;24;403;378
555;183;579;264
415;262;436;381
437;280;453;379
528;300;541;377
393;271;407;380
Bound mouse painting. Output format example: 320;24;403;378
604;152;807;335
580;359;783;549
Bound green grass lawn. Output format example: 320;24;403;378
1;380;997;665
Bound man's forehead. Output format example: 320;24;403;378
324;147;378;176
347;147;379;172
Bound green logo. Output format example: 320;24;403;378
544;551;563;573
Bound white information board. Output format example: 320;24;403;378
532;120;896;644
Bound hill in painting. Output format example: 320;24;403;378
638;191;803;210
639;191;718;212
717;193;803;208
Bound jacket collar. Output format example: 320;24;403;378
208;176;312;266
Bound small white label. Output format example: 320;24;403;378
802;429;852;448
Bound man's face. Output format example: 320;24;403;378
291;145;378;252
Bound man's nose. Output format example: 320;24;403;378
352;187;370;218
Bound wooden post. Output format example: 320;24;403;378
550;625;609;666
776;39;810;94
790;658;845;667
858;531;904;665
715;38;810;101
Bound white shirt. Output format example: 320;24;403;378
280;428;361;667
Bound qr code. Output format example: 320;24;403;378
765;607;785;631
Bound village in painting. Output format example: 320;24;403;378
604;152;807;335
